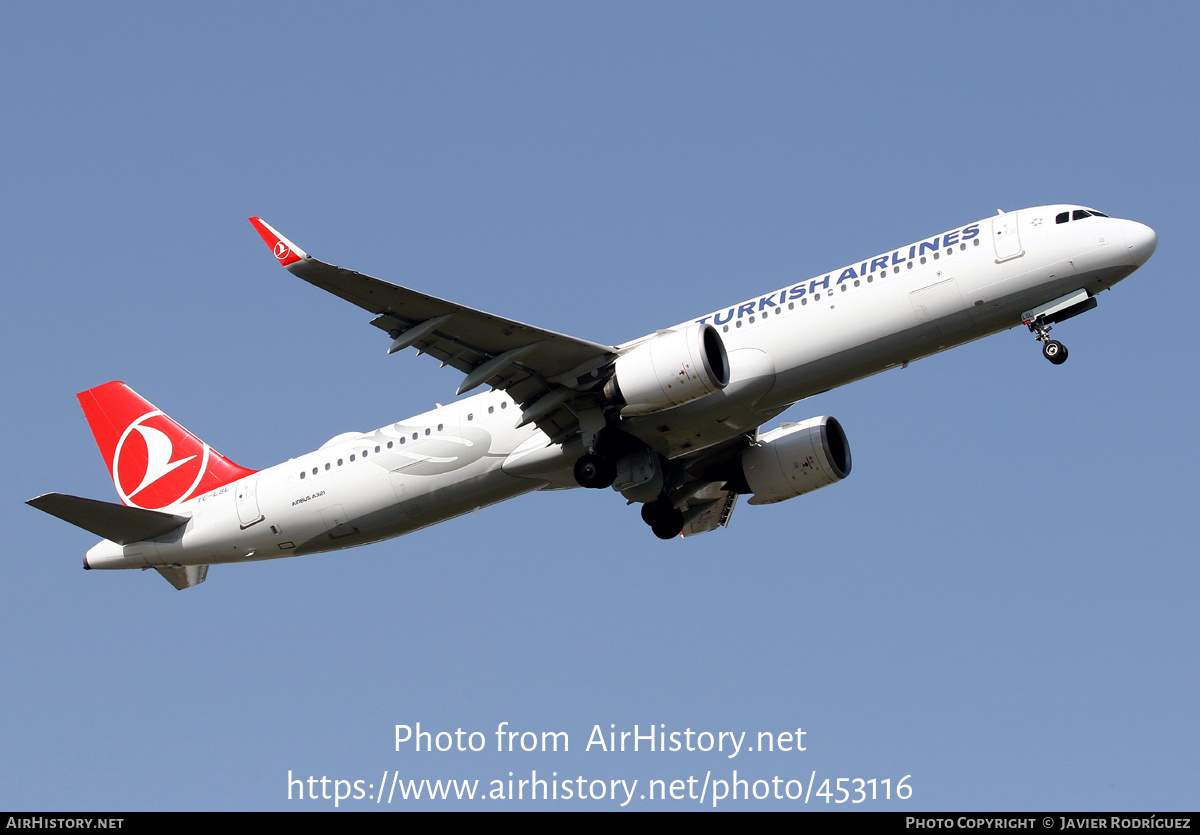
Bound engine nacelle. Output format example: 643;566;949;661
740;416;851;505
604;323;729;416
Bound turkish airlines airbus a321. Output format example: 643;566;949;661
29;206;1156;590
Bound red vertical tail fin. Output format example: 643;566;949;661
77;381;256;510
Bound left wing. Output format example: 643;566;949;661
250;218;617;443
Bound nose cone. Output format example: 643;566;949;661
1124;220;1158;267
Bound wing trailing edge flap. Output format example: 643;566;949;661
27;493;190;545
363;306;613;417
680;490;738;537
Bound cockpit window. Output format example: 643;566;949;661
1059;208;1109;225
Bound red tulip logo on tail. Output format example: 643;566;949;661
110;410;210;508
77;381;256;510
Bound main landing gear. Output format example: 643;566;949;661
1027;319;1068;365
640;499;685;540
572;407;618;489
573;453;616;490
572;447;684;539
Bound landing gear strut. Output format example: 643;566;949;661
1027;318;1068;365
640;499;684;540
572;406;617;489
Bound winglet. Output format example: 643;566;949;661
248;217;307;266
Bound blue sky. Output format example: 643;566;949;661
2;2;1196;811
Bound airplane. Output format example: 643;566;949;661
28;205;1157;590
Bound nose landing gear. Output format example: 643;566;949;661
1028;318;1068;365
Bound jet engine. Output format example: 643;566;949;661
603;323;729;416
738;417;851;504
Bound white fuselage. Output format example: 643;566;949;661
84;205;1156;571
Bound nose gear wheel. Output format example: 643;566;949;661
1027;319;1068;365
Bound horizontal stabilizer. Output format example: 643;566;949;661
27;493;189;545
154;564;209;590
